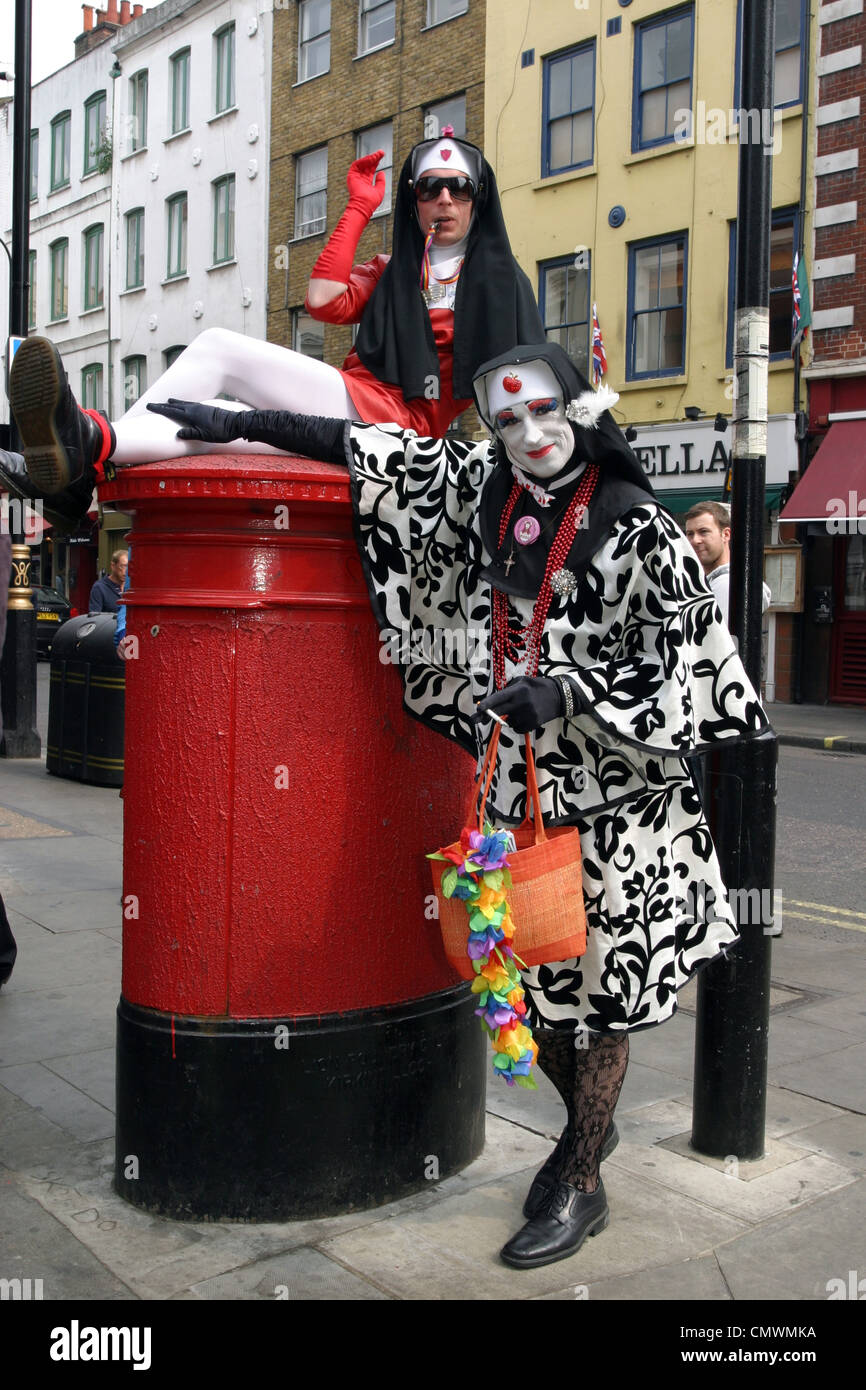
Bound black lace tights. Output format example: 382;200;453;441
535;1029;630;1192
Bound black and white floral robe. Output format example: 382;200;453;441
348;424;770;1035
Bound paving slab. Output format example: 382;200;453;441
0;980;116;1065
537;1250;732;1301
784;1112;866;1173
769;943;866;997
13;1114;551;1301
44;1048;116;1114
765;1013;857;1067
763;1085;847;1137
188;1248;392;1301
616;1060;691;1113
629;1013;696;1080
0;1061;114;1142
6;888;123;933
773;1041;866;1115
788;991;866;1039
0;1084;91;1173
0;1176;137;1302
1;920;121;992
610;1138;855;1222
317;1165;749;1301
659;1131;810;1180
715;1177;866;1301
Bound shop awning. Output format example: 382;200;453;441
660;484;787;516
780;420;866;522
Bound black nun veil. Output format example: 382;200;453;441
354;138;545;403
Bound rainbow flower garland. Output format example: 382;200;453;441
429;825;538;1087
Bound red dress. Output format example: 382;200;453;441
305;255;473;437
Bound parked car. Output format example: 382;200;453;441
33;586;75;657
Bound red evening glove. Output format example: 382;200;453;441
310;150;386;284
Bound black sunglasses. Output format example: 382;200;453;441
414;174;476;203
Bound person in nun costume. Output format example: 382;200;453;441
143;342;771;1270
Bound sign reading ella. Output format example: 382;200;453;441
629;417;796;489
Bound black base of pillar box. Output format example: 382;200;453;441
115;986;487;1221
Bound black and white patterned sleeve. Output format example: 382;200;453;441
549;504;770;756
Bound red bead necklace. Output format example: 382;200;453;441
492;462;599;689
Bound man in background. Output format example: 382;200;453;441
89;548;128;614
685;501;771;622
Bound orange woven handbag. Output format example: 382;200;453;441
431;724;587;980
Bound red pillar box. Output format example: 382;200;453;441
101;457;484;1221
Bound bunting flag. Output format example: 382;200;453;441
792;252;811;363
591;302;608;384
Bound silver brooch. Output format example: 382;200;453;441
550;567;578;596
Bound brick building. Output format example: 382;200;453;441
781;0;866;704
266;0;484;402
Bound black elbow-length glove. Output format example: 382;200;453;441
146;399;348;466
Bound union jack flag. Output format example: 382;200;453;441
591;302;607;384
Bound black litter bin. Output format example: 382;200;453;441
47;614;125;786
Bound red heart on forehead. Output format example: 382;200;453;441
439;147;452;160
503;373;522;393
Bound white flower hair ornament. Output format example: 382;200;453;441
565;384;620;429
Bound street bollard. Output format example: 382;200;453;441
101;456;485;1221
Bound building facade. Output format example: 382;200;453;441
782;0;866;705
0;0;272;609
484;0;817;701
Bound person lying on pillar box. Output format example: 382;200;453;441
0;130;543;522
6;338;771;1269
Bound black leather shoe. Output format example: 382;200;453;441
0;449;95;532
10;337;114;494
522;1121;619;1220
502;1179;609;1269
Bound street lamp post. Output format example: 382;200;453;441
0;0;40;758
692;0;779;1159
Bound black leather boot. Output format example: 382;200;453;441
522;1121;619;1220
0;449;95;531
501;1179;610;1269
9;337;116;494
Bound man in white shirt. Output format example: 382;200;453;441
685;500;771;622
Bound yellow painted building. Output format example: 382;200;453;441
485;0;815;519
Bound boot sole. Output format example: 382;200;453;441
10;339;73;495
500;1208;610;1270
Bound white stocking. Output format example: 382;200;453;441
113;327;357;464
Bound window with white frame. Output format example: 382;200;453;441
356;123;392;215
543;44;595;175
539;257;590;380
170;48;190;133
28;250;36;329
166;193;188;278
214;24;236;113
81;364;104;411
633;7;693;151
122;355;147;407
295;147;328;237
292;310;325;360
423;94;466;139
426;0;468;26
359;0;395;55
298;0;331;82
30;129;38;200
129;70;148;152
50;112;70;189
212;174;236;263
627;234;687;378
84;91;107;175
125;208;145;289
83;224;104;310
50;239;68;320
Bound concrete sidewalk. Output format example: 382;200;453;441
769;700;866;755
2;746;864;1305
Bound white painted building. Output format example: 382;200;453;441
1;0;272;426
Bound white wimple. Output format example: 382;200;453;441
565;384;620;429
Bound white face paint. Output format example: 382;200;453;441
494;398;575;479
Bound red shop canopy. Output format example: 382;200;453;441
780;420;866;522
